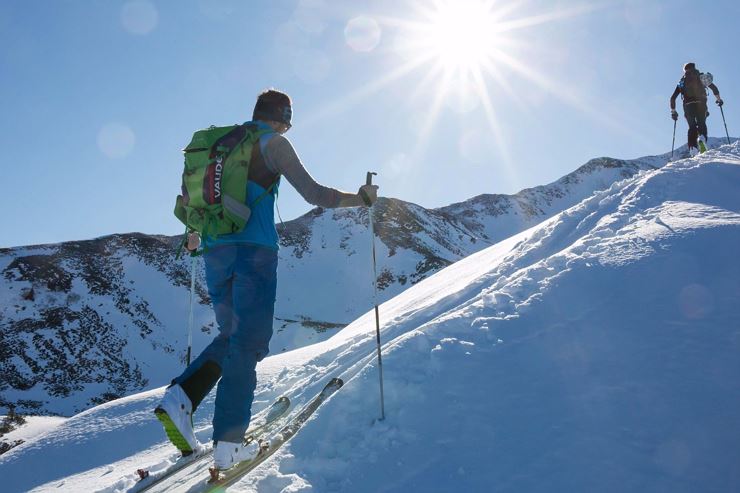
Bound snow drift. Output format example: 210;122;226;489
2;142;740;492
3;140;693;417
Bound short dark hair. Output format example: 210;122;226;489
252;89;292;125
683;62;696;72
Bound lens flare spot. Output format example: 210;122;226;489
97;123;136;159
345;16;382;53
121;1;158;36
293;0;329;35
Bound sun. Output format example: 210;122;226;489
307;0;596;172
409;1;503;76
372;0;599;165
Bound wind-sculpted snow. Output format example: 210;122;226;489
1;143;732;417
238;142;740;493
2;142;738;492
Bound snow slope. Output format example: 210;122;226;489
2;142;740;492
440;137;732;246
4;141;709;416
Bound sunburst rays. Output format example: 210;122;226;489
306;1;608;171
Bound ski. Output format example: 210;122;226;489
131;395;290;493
204;377;344;490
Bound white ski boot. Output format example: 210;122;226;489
154;384;198;455
698;135;708;153
213;439;262;470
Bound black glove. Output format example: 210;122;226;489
358;184;379;206
671;110;678;121
717;98;724;107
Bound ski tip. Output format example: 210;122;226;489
329;377;344;388
278;396;290;404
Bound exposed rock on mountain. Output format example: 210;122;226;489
0;147;682;415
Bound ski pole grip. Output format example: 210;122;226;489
366;171;377;186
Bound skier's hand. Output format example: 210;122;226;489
185;232;201;252
716;98;724;107
671;110;678;121
358;184;379;206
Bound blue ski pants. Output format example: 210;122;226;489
174;244;278;443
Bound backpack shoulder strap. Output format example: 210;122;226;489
211;124;253;158
248;132;281;189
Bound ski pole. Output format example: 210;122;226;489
720;104;731;145
671;119;677;158
187;253;195;366
366;171;385;421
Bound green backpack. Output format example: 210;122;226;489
174;123;275;241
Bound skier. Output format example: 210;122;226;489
670;62;723;155
155;88;378;471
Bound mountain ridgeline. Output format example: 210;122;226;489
0;148;677;415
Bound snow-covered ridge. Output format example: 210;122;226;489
438;141;697;243
2;141;738;493
0;141;730;416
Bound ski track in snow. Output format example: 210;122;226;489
0;139;723;417
2;143;740;492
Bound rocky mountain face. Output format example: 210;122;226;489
0;235;195;415
0;149;675;415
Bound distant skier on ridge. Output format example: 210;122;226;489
670;62;723;155
155;88;378;471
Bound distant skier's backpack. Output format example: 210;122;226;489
680;69;708;102
173;123;274;240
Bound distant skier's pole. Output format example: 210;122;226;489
187;253;195;366
671;119;677;158
366;171;386;421
720;105;731;145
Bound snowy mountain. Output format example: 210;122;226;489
0;140;727;417
438;139;735;243
1;140;738;492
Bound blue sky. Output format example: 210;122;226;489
1;0;738;248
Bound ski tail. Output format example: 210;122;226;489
206;378;343;489
133;395;290;493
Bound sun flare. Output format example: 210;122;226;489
411;1;503;75
310;0;596;174
375;0;598;169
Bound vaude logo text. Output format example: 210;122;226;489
214;157;223;199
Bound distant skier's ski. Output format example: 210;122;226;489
204;377;344;491
131;395;289;493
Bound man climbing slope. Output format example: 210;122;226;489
156;89;378;471
670;62;723;155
